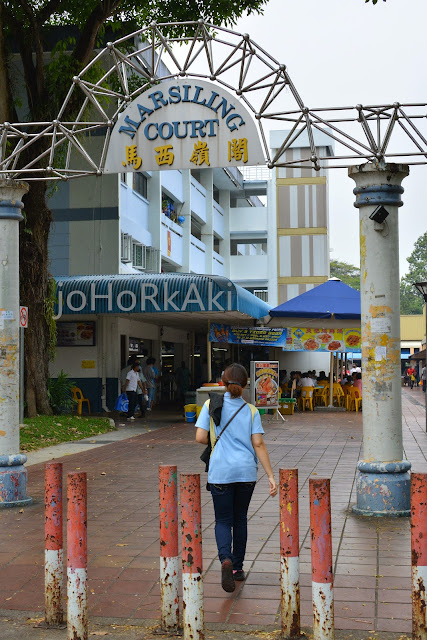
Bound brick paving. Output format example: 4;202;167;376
0;387;425;634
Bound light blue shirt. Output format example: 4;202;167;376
195;392;264;484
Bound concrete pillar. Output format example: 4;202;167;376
200;169;214;274
218;190;230;278
0;179;32;507
178;171;191;273
349;162;410;516
148;172;162;272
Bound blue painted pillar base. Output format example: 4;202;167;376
0;455;32;509
352;460;411;517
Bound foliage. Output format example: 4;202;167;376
330;260;360;290
20;414;114;452
47;370;75;414
400;232;427;314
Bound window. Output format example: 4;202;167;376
121;233;132;262
253;289;269;302
132;242;146;269
230;239;267;256
133;172;148;199
213;236;220;253
120;173;127;184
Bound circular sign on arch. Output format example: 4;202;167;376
104;79;265;173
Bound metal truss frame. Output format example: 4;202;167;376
1;20;426;180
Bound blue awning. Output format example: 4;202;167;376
54;273;271;319
270;278;361;320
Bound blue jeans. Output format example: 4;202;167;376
147;386;156;409
210;482;256;571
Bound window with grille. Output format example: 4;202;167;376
121;233;132;262
132;242;146;269
133;172;148;199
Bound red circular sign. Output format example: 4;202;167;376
20;306;28;328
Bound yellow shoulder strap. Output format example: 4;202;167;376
246;403;258;423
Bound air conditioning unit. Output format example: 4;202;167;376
121;233;132;263
132;242;146;270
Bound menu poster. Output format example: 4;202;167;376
282;328;361;353
343;328;361;352
57;321;96;347
250;361;279;409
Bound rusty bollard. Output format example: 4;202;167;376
180;473;204;640
411;473;427;640
67;472;88;640
280;468;300;639
310;478;334;640
159;465;179;631
45;462;64;627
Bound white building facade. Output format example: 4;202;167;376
47;130;332;410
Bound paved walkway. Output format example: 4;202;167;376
0;388;425;637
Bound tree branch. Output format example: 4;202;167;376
0;2;12;122
73;0;122;67
17;0;46;100
38;0;66;25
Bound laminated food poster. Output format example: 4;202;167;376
250;361;279;409
282;328;361;353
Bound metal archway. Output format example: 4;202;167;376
0;19;426;179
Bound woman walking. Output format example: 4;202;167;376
195;363;277;593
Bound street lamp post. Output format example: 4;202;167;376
413;282;427;433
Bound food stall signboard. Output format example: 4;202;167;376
210;323;287;346
250;361;279;409
282;328;361;353
57;321;96;347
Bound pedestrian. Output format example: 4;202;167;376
120;356;135;392
422;363;426;393
142;357;158;411
175;360;191;404
123;361;148;421
195;363;277;593
407;365;416;389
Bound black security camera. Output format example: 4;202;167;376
369;205;389;223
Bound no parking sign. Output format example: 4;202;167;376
19;306;28;329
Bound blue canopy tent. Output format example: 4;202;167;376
268;278;361;407
269;278;361;320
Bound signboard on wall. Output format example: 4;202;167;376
250;361;279;409
57;322;96;347
282;328;361;353
209;323;287;347
104;79;265;173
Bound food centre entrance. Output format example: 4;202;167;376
1;20;427;513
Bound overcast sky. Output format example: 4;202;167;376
231;0;427;276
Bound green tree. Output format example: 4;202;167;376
330;260;360;290
400;232;427;315
1;0;268;417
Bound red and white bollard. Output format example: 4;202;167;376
411;473;427;640
280;468;300;638
67;472;87;640
180;473;204;640
159;465;179;631
45;462;64;626
310;478;334;640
